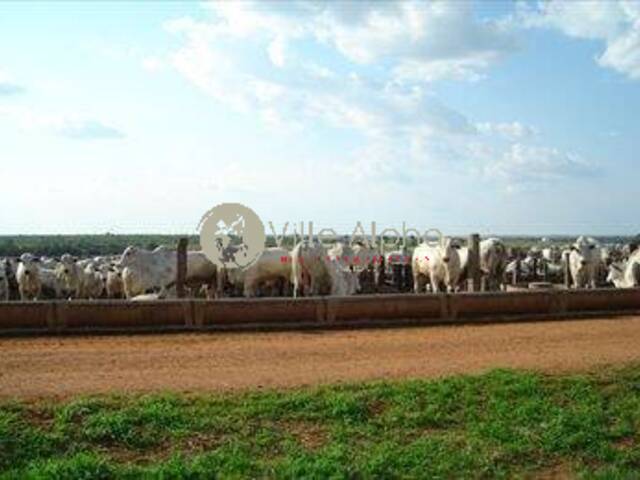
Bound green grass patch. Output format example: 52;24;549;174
2;365;640;478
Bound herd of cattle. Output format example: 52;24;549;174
1;235;639;302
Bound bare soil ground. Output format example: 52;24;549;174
2;316;640;399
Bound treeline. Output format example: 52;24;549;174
0;234;633;258
0;234;287;257
0;235;201;258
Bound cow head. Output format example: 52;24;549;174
118;246;139;268
18;253;40;277
55;254;82;291
441;237;460;264
571;239;597;267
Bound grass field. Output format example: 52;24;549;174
2;365;640;479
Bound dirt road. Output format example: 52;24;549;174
2;316;640;399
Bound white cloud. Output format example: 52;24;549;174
313;2;516;69
484;143;597;184
57;119;124;140
267;35;287;67
197;1;517;82
518;0;640;80
153;2;592;189
163;12;478;140
0;106;124;140
0;70;25;95
142;56;166;72
476;121;537;139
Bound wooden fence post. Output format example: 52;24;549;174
376;253;386;289
512;258;520;286
393;264;403;291
467;233;481;292
177;237;188;299
403;263;413;292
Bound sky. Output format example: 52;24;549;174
0;0;639;236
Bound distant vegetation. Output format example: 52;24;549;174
1;365;640;478
0;234;633;258
0;235;200;258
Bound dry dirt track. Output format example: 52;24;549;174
2;316;640;399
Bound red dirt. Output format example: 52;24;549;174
1;316;640;399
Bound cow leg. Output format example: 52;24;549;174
413;270;421;294
430;273;440;293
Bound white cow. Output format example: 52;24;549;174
215;266;246;298
56;254;81;297
328;241;376;292
334;264;360;296
292;241;329;297
569;236;600;289
448;238;506;291
0;259;9;301
118;246;176;298
328;242;377;271
243;247;292;297
607;250;640;288
121;267;139;299
40;257;58;270
412;238;462;293
39;268;65;299
57;254;103;299
117;246;217;299
327;242;355;270
16;253;42;301
82;263;105;299
291;241;359;297
480;238;508;290
105;267;125;299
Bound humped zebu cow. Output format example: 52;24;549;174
607;249;640;288
291;240;359;297
243;247;292;297
16;253;42;301
568;236;600;289
117;246;217;299
412;237;462;293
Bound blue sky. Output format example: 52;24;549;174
1;1;638;236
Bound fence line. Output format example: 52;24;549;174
1;288;639;336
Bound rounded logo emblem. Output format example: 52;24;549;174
198;203;266;270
